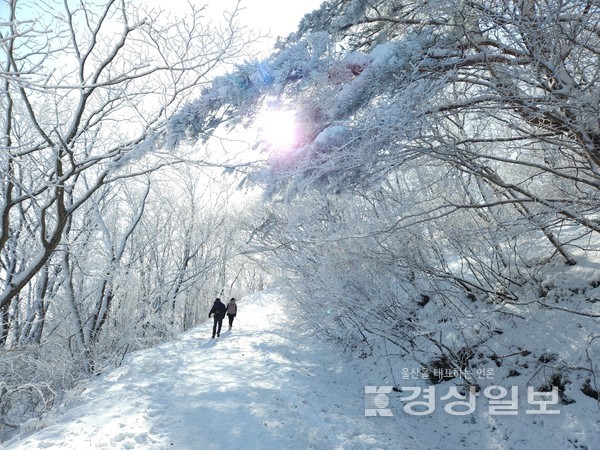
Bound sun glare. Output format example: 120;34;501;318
258;109;298;150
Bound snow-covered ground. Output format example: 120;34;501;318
4;289;600;449
4;291;402;449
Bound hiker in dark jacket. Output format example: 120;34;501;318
226;298;237;330
208;298;227;338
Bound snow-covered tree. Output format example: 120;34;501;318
168;0;600;395
0;0;255;433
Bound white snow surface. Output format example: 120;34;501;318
5;291;400;449
4;289;600;450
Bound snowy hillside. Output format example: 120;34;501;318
4;289;599;450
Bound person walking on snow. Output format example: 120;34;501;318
208;298;227;338
226;298;237;330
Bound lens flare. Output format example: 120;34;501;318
258;109;297;150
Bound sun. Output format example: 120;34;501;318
257;109;298;150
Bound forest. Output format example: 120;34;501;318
1;0;599;439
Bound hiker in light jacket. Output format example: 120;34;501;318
226;298;237;330
208;298;227;338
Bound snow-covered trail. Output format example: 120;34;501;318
5;291;402;450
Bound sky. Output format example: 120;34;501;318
139;0;325;55
233;0;323;40
0;0;325;50
0;0;324;159
204;0;325;56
